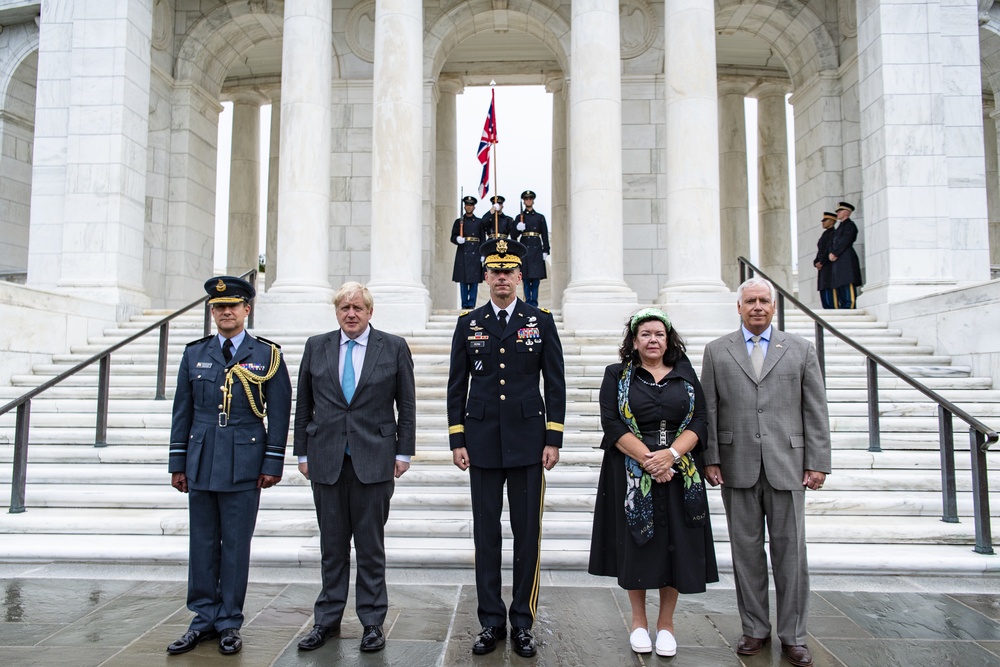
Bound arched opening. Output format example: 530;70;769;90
0;50;37;282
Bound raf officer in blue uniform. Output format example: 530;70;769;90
451;195;485;309
167;276;292;656
447;238;566;658
512;190;550;307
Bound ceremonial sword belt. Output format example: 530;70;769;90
520;232;542;237
218;344;282;427
463;236;480;242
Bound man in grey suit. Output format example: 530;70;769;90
701;277;831;667
293;282;416;654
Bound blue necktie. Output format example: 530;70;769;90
343;339;357;403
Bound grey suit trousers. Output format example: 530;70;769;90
311;455;394;628
721;466;809;645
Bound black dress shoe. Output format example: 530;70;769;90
166;628;218;655
218;628;242;655
511;627;536;658
781;643;814;667
472;626;506;655
736;634;771;655
360;625;385;652
298;623;339;651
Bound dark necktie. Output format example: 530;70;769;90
497;308;508;332
222;338;233;363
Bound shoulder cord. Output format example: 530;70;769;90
221;344;282;420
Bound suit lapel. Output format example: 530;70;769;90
507;301;529;342
354;328;383;396
324;331;344;399
726;330;757;382
482;303;506;339
207;336;227;367
759;329;788;381
228;334;253;368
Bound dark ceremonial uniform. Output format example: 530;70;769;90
482;211;514;239
829;213;863;309
452;215;485;284
514;209;549;281
813;216;837;309
168;282;291;638
447;249;566;631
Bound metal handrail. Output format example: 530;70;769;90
3;269;257;514
739;258;996;554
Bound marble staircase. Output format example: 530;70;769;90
1;308;998;574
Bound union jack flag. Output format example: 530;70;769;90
477;90;497;199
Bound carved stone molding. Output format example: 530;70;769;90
346;0;376;63
620;0;656;60
152;0;172;51
839;0;857;39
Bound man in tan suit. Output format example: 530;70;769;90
701;277;831;667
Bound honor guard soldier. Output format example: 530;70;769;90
482;195;515;240
452;195;485;309
447;238;566;658
813;212;837;309
167;275;292;657
829;202;863;309
513;190;550;307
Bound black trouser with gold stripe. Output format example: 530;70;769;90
833;283;857;309
469;463;545;628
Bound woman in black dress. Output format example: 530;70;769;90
588;308;718;657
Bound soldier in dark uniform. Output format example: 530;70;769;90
167;276;292;656
813;212;837;309
829;201;863;309
451;195;485;309
447;238;566;658
512;190;550;307
482;195;514;240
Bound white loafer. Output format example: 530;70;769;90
630;627;652;653
656;629;677;656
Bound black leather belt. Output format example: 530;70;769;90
521;232;541;237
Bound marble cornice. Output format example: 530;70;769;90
0;109;33;132
150;62;174;87
172;82;224;114
716;65;789;81
222;75;282;94
788;70;842;107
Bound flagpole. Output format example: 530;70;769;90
460;186;464;237
490;85;499;237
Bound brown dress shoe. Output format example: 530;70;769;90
782;643;813;666
736;634;771;655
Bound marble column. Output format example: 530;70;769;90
856;0;990;313
433;75;462;309
717;78;752;291
39;0;154;315
547;75;569;307
752;80;792;289
225;91;265;277
265;91;280;290
259;0;334;327
988;105;1000;268
367;0;429;331
562;0;637;332
658;0;731;329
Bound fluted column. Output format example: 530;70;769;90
225;91;265;276
718;78;752;290
988;105;1000;268
547;75;569;307
256;0;334;328
269;0;332;294
265;91;280;290
433;75;462;309
658;0;730;328
367;0;429;330
752;80;792;289
562;0;637;332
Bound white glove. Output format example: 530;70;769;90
516;222;526;232
456;236;465;244
491;203;499;212
543;253;550;261
480;256;485;264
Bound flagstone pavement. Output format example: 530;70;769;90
1;564;999;666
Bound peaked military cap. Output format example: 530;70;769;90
481;237;526;270
822;211;837;220
462;195;477;206
836;201;855;212
521;190;536;199
489;195;506;204
205;275;255;305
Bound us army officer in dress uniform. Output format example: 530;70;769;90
813;212;837;309
167;276;292;657
447;238;566;658
452;195;485;309
513;190;550;307
828;201;863;309
482;195;515;240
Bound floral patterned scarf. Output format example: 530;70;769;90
618;360;708;546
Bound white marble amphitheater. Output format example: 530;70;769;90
0;0;998;572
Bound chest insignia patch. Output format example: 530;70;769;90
240;362;266;372
474;359;484;371
196;362;213;369
517;327;540;340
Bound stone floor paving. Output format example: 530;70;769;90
0;565;999;666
